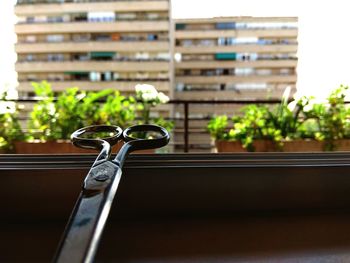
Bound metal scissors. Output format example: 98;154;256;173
53;124;170;263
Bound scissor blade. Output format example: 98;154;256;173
54;164;122;263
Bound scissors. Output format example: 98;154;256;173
53;124;170;263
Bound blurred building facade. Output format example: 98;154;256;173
174;17;298;100
14;1;298;151
14;0;172;97
173;17;298;150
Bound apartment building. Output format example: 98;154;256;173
173;17;298;151
14;4;298;152
14;0;172;97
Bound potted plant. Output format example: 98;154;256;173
207;115;246;152
0;93;24;153
209;104;283;152
296;85;350;151
14;81;172;154
209;85;350;152
14;81;121;153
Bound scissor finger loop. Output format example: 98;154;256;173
71;125;123;150
122;124;170;151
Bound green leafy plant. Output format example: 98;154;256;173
28;81;114;141
207;105;279;151
207;85;350;152
206;87;316;151
27;81;169;143
152;116;174;134
207;115;229;140
301;85;350;150
55;87;113;139
96;91;137;128
0;94;24;151
229;104;282;151
27;81;58;141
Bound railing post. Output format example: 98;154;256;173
184;102;189;153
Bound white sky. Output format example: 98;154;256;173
1;0;350;98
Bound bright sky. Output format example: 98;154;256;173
1;0;350;98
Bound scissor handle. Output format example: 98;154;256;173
71;125;123;151
122;124;170;151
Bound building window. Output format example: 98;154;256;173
216;22;236;30
47;34;64;43
48;54;64;61
26;17;35;23
26;35;36;43
90;52;115;61
72;13;87;22
26;54;35;62
88;12;115;22
27;74;37;81
90;72;101;82
135;52;150;61
218;37;226;46
147;34;158;41
72;34;90;42
47;16;63;23
102;72;112;81
94;34;112;41
116;13;136;21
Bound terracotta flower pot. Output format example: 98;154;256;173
215;140;247;153
333;139;350;151
253;140;278;152
215;140;279;152
282;139;350;152
14;141;102;154
13;141;153;154
282;140;324;152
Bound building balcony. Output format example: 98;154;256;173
175;29;298;39
17;80;171;92
175;75;297;84
15;61;170;72
174;85;295;100
15;1;169;15
15;41;170;53
175;60;298;69
175;44;298;54
15;21;169;34
175;17;298;24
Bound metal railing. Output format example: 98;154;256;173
169;99;285;152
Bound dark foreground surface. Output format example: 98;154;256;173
2;153;350;262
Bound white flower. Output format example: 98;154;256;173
135;84;157;95
48;103;56;116
292;91;303;102
287;101;297;112
5;88;18;100
141;92;157;102
0;101;16;114
303;104;313;112
281;86;291;103
135;84;158;102
158;92;169;103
